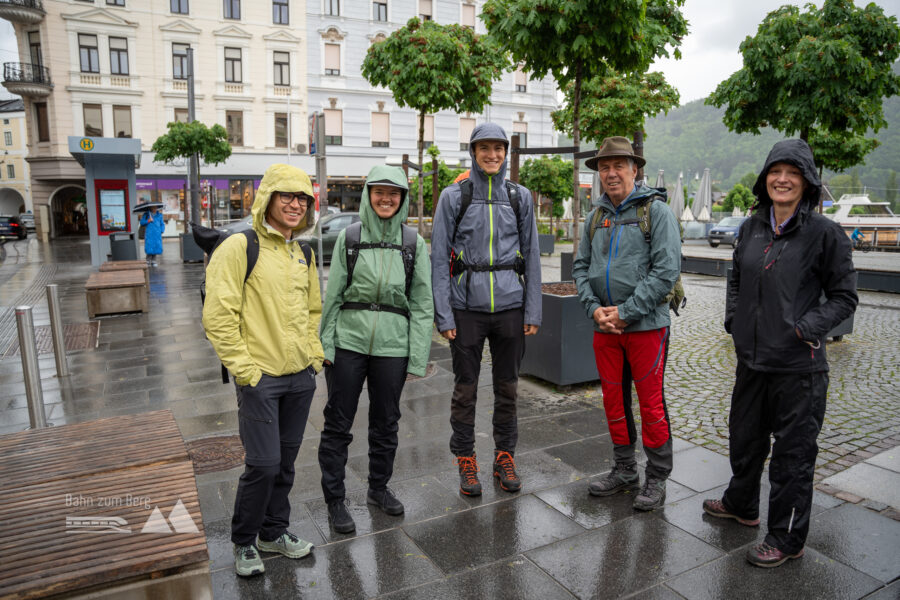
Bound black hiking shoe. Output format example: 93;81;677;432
633;475;666;511
327;500;356;534
456;455;482;496
588;464;639;497
493;450;522;492
367;487;404;516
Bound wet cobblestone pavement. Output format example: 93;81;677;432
1;236;898;599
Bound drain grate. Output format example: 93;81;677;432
2;322;100;357
186;435;246;475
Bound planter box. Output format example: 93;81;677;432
538;234;555;255
180;232;205;263
520;283;598;386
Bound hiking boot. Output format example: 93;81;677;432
233;544;265;577
633;475;666;511
493;450;522;493
746;542;804;568
327;500;356;534
257;531;314;559
702;498;760;527
588;464;639;497
456;455;482;496
367;487;404;516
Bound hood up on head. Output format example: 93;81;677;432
360;164;410;235
251;163;316;237
468;122;509;181
752;139;821;208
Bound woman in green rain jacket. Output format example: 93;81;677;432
317;165;433;534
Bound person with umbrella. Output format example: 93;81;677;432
137;204;166;266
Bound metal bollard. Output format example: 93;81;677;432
15;305;47;429
46;284;69;377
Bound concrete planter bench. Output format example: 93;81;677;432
85;270;149;318
100;260;150;287
538;234;555;255
520;282;599;386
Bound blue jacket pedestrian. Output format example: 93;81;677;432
140;208;165;263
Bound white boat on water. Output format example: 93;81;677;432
827;194;900;248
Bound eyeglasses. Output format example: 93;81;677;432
276;192;309;206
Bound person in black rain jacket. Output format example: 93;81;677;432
703;138;858;568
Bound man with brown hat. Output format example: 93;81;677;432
572;136;681;511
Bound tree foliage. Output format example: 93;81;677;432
706;0;900;171
151;121;231;166
362;18;507;234
482;0;687;254
520;155;573;232
552;70;679;143
886;170;897;208
722;184;755;212
408;160;466;214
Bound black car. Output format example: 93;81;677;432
0;215;27;240
707;216;748;248
219;211;360;263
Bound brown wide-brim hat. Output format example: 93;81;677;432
585;136;646;171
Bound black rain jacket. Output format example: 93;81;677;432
725;139;858;373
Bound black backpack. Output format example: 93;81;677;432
192;223;312;383
340;221;417;319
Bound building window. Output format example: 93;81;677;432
113;105;132;138
35;103;49;142
109;37;129;75
324;44;340;76
371;112;389;147
422;115;434;148
462;3;475;28
275;112;288;147
78;34;99;73
4;131;11;146
6;165;13;179
173;43;189;80
324;109;342;145
274;51;290;86
174;108;189;123
225;47;242;83
107;0;125;5
28;32;42;67
459;116;475;151
83;104;103;137
171;0;189;14
273;0;288;24
419;0;431;20
224;0;240;19
512;121;527;148
373;1;387;21
226;111;243;145
514;66;527;93
326;0;339;16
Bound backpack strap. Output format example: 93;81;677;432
298;241;312;267
452;179;474;243
241;229;259;282
344;221;363;289
505;181;521;225
400;224;417;297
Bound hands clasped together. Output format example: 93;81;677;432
593;306;628;334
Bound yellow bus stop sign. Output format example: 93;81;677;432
79;138;94;151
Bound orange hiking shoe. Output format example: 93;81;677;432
456;455;482;496
493;450;522;493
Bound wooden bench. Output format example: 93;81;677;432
84;270;148;319
99;260;150;288
0;410;211;599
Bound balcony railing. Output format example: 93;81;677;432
0;0;45;24
4;62;51;85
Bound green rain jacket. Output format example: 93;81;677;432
319;165;433;376
202;164;324;386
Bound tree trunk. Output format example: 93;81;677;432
417;110;425;236
571;61;583;256
632;129;644;183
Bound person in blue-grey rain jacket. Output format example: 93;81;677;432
431;122;541;497
140;206;166;266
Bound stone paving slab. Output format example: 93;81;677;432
820;463;900;510
866;447;900;473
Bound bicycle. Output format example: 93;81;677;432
853;239;872;253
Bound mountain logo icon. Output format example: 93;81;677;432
140;499;200;534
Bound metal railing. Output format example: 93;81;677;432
3;62;51;85
0;0;45;10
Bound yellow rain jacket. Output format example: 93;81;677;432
202;164;324;386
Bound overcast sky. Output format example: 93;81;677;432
1;2;898;103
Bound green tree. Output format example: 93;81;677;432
739;171;757;190
707;0;900;173
519;155;574;236
722;183;755;213
886;170;897;210
482;0;687;253
151;120;232;228
408;161;466;214
828;173;855;197
362;18;507;235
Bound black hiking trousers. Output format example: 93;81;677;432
318;347;409;503
722;361;827;555
449;307;525;457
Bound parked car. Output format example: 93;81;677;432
298;211;360;263
708;216;748;248
18;213;36;233
0;215;27;240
